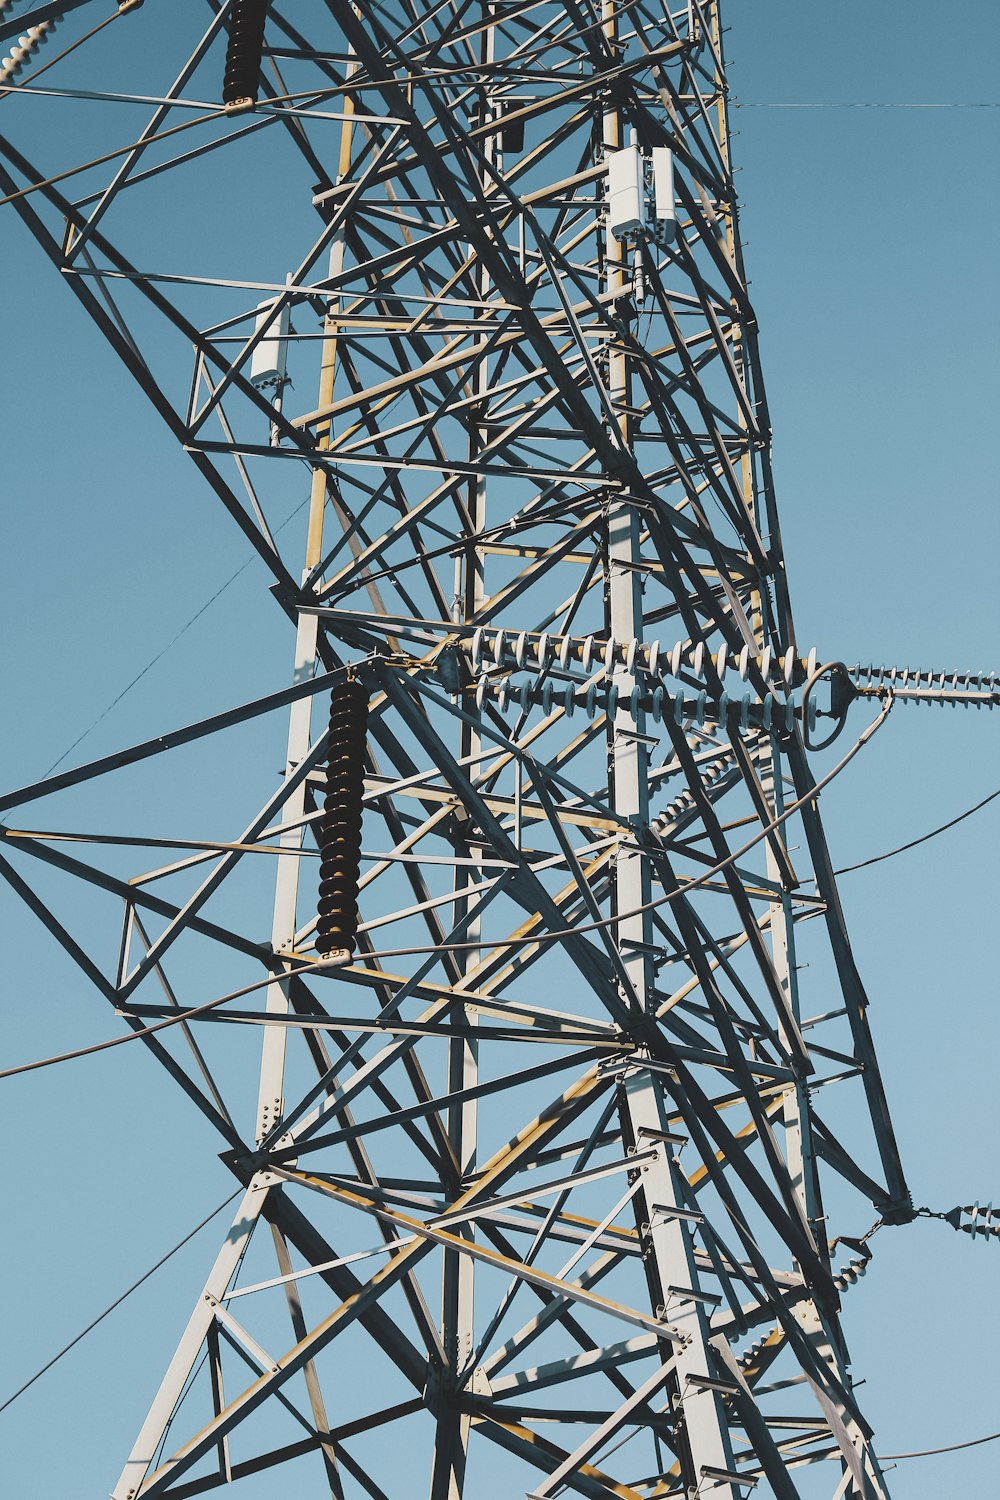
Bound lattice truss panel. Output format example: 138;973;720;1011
0;3;913;1498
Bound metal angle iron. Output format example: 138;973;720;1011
2;3;993;1499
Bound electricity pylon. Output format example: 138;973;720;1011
0;3;924;1496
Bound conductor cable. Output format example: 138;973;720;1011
879;1429;1000;1460
0;1188;240;1416
835;786;1000;875
0;953;339;1080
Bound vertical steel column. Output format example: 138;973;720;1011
431;16;494;1494
113;69;363;1500
602;5;738;1491
254;71;358;1145
112;1185;266;1500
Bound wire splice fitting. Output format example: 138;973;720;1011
222;0;269;109
316;678;368;959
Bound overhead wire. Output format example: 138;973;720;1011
0;955;337;1080
149;1215;255;1474
834;786;1000;875
0;104;233;208
880;1429;1000;1460
41;491;314;777
293;690;897;962
11;700;998;1072
0;1188;240;1417
41;560;259;779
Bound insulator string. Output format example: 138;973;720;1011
222;0;269;108
316;679;368;959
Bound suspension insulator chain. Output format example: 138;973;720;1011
940;1202;1000;1241
316;679;368;960
222;0;269;109
0;16;60;85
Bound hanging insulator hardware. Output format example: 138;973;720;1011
316;678;368;962
222;0;269;111
849;662;998;704
801;661;857;752
943;1202;1000;1242
433;645;469;697
467;675;798;735
461;625;998;708
0;17;60;85
917;1202;1000;1242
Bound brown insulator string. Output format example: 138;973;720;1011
316;678;368;958
222;0;269;108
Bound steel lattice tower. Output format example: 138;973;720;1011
2;3;941;1497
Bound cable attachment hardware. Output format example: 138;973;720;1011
924;1202;1000;1242
222;0;269;110
316;678;368;962
801;661;858;751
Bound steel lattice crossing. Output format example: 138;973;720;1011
2;3;949;1497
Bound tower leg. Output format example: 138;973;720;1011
112;1185;265;1500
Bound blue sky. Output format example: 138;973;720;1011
1;2;997;1495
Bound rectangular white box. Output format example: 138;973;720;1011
250;298;290;389
608;145;645;239
652;146;676;237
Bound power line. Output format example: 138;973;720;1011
0;1189;240;1417
40;560;255;777
881;1429;1000;1460
835;787;1000;875
41;492;312;778
282;693;895;963
0;956;334;1080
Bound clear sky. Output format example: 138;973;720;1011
1;3;997;1496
